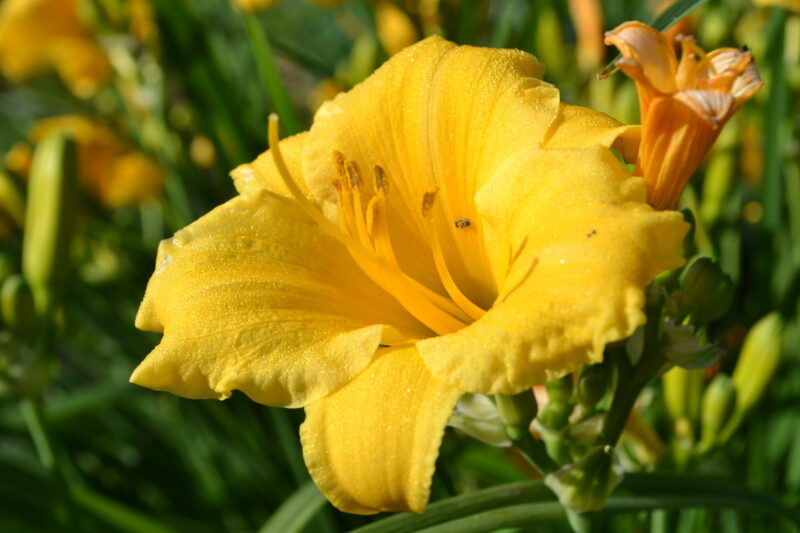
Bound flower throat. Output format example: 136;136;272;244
268;115;486;338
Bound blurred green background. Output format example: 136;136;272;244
0;0;798;532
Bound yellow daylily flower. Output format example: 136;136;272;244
0;0;111;98
605;22;764;210
31;115;163;208
131;37;687;514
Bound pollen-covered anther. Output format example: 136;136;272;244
374;165;389;196
346;161;363;190
454;218;470;229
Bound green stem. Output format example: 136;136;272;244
508;425;559;475
243;13;302;136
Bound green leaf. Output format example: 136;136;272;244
258;482;327;533
353;474;799;533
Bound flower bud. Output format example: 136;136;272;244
22;133;78;313
448;393;511;448
662;366;704;424
495;390;538;429
0;170;25;229
577;364;611;408
679;257;734;324
545;445;623;512
731;313;783;415
698;374;736;453
0;274;37;339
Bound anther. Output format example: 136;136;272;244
454;218;470;229
332;151;347;180
421;189;438;217
374;165;389;195
346;161;362;189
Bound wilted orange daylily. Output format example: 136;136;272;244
131;37;686;514
30;115;163;209
605;22;763;210
0;0;111;98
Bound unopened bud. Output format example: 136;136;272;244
0;275;37;340
680;257;734;324
731;313;783;415
0;170;25;229
698;374;736;453
495;390;538;429
699;151;734;226
22;133;78;313
662;366;704;424
545;445;623;512
545;374;573;404
577;364;611;408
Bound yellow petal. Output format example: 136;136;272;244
418;146;687;394
104;152;164;208
301;345;461;514
230;132;309;196
303;36;559;308
543;103;641;163
132;189;427;407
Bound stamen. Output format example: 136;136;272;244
421;194;486;321
268;115;472;336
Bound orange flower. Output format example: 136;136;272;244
605;22;763;210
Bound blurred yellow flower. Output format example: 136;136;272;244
605;22;763;210
0;0;111;98
233;0;278;12
753;0;800;11
31;115;163;208
376;1;419;55
131;37;686;514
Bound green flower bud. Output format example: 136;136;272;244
494;390;538;428
545;374;573;404
698;374;736;453
731;313;783;414
539;399;573;431
0;170;25;229
663;321;724;368
544;445;623;512
699;150;734;227
22;133;78;314
662;366;704;425
1;275;37;340
679;257;734;324
577;364;611;408
448;393;511;448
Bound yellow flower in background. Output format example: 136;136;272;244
131;37;686;514
605;22;763;210
753;0;800;11
375;1;419;55
0;0;111;98
31;115;163;208
233;0;278;12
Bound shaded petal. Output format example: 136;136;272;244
132;189;427;407
418;146;687;394
543;103;641;163
303;36;560;308
301;345;461;514
230;132;309;196
604;21;678;94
